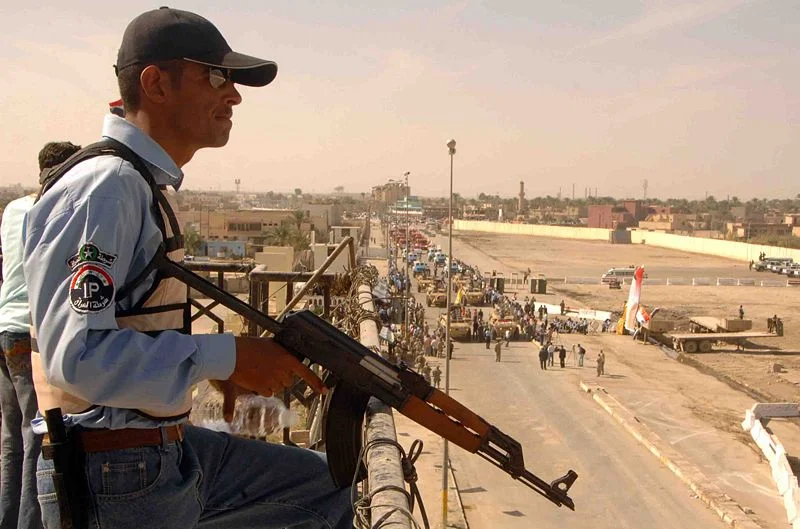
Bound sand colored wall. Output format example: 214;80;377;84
452;220;800;263
452;220;611;241
629;230;800;263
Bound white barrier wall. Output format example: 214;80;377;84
452;220;800;264
453;220;611;241
630;230;800;263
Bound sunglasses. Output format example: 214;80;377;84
208;68;232;89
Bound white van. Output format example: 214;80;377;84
601;267;639;283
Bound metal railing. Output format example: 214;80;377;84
184;246;413;528
358;282;413;529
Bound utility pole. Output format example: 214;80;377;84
442;139;456;529
404;171;411;343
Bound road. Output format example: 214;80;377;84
438;340;725;529
402;235;729;528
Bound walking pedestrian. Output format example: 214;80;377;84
739;305;745;319
577;344;585;367
558;346;566;368
547;342;555;367
432;365;441;388
494;340;502;362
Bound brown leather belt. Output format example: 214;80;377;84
45;425;184;453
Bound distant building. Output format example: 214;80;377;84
638;213;699;232
587;205;636;229
371;181;410;205
388;196;424;216
726;222;792;239
201;240;246;258
784;213;800;227
329;225;361;245
423;204;449;219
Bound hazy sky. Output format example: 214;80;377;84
2;1;798;199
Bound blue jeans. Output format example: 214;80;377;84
37;425;353;528
0;331;42;529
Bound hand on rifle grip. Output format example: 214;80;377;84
229;337;325;397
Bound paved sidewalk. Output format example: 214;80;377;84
393;408;469;529
558;332;791;529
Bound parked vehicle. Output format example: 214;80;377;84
601;267;638;283
781;263;800;276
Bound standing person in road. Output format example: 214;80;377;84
26;8;352;529
504;328;511;347
577;343;586;367
558;345;567;368
494;340;502;362
0;141;80;529
547;342;555;367
597;349;606;376
484;328;491;349
538;344;548;370
432;365;441;388
560;300;566;315
739;305;745;319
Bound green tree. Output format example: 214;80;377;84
292;209;306;229
294;188;302;196
183;223;202;256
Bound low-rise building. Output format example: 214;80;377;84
726;222;793;239
329;226;361;245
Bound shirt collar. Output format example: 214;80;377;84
101;114;184;190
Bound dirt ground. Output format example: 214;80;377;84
456;231;800;403
460;232;774;280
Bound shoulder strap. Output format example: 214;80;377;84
37;138;158;202
35;138;181;305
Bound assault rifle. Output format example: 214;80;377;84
159;256;578;510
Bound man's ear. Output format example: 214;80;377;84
139;65;170;105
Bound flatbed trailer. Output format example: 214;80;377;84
667;330;777;353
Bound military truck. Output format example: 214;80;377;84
439;311;472;341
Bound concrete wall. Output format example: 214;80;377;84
453;220;611;241
453;219;800;263
630;230;800;263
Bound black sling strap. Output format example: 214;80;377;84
37;138;188;329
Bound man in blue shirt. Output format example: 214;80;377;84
0;141;80;529
25;8;352;529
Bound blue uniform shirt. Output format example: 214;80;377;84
0;194;36;334
24;114;235;432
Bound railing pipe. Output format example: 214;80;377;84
359;281;412;529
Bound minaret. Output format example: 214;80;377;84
518;181;526;213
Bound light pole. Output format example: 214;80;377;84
404;171;411;342
441;139;456;528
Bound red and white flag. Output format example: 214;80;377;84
624;266;646;332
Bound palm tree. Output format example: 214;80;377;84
266;224;294;246
183;224;202;256
292;210;306;229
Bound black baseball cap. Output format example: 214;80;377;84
116;7;277;87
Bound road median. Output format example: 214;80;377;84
580;380;763;529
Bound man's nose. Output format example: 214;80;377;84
226;83;243;106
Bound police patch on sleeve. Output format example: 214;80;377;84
67;242;117;271
69;265;115;314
